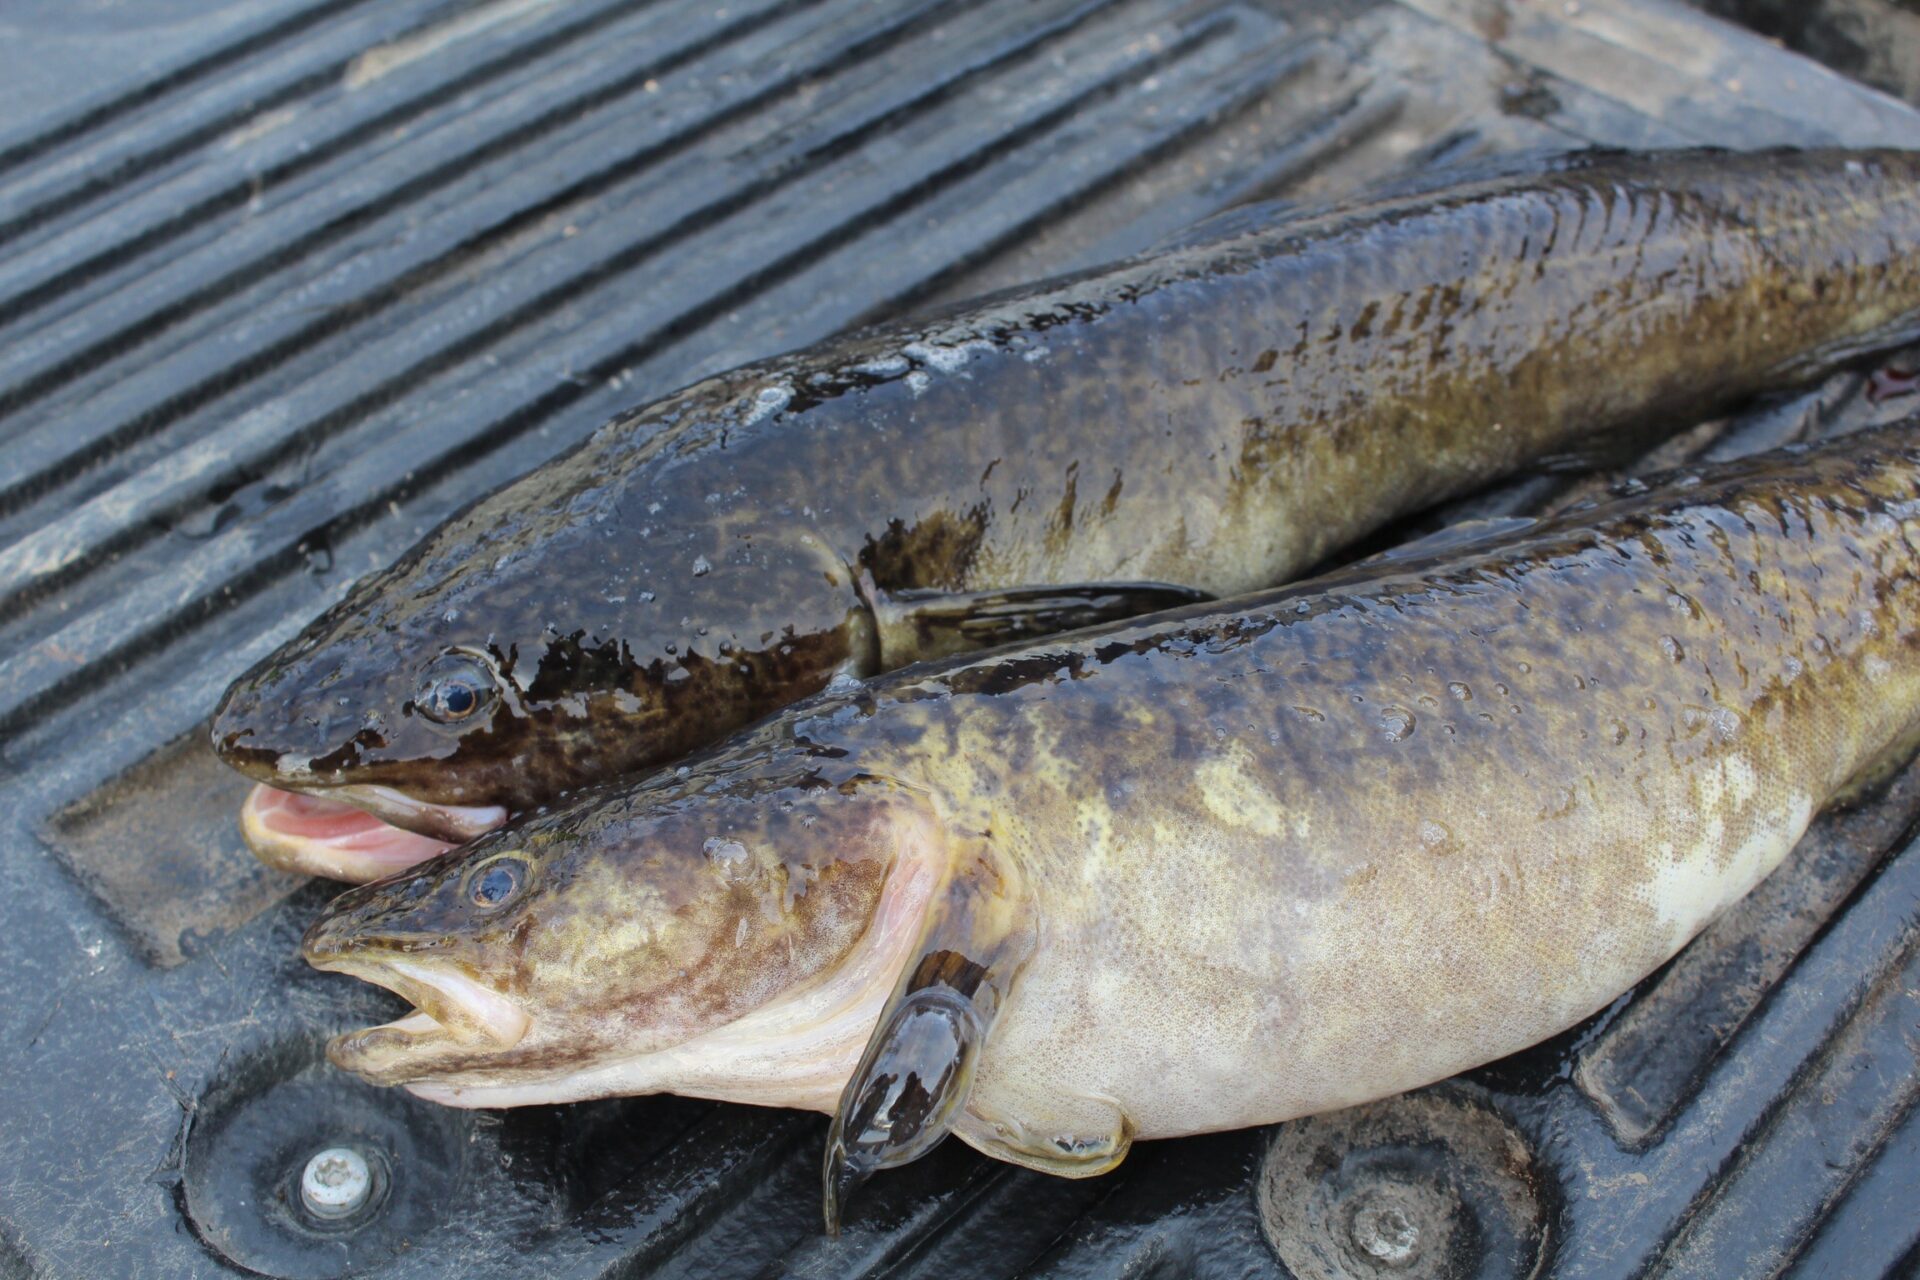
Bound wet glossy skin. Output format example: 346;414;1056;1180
305;422;1920;1219
218;148;1920;834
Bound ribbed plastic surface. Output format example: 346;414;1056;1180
2;1;1918;1275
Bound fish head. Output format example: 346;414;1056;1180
210;424;870;845
302;750;941;1103
211;603;522;842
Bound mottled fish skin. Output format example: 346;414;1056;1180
304;422;1920;1203
219;148;1920;833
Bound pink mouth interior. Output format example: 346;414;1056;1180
243;785;457;882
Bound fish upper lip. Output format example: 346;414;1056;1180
310;952;530;1075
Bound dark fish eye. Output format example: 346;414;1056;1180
418;653;496;725
468;856;527;910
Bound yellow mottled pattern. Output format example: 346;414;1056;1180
862;428;1920;1151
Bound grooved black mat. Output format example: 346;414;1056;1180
3;1;1920;1276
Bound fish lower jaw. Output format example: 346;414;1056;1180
321;959;532;1083
241;784;463;881
327;1014;459;1086
397;1039;865;1113
329;784;509;842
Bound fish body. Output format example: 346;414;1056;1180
305;423;1920;1224
222;147;1920;877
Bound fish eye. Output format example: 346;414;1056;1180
467;855;528;910
418;653;497;725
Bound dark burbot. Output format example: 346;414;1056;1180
217;147;1920;879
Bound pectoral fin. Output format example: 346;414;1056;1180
872;580;1213;665
823;839;1035;1233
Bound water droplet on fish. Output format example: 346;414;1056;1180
855;354;911;378
826;671;863;695
703;836;748;862
1660;635;1685;662
1419;820;1451;851
442;608;460;624
647;501;663;515
1378;707;1416;742
299;539;332;574
746;384;792;423
691;555;712;577
640;590;656;603
1606;719;1629;745
1493;683;1509;697
903;338;993;374
1783;655;1804;679
675;765;691;778
1447;682;1472;701
1515;661;1531;674
1290;705;1325;722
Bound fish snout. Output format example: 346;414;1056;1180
209;678;285;777
211;655;391;781
301;874;438;967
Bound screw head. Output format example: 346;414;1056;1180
299;1146;373;1220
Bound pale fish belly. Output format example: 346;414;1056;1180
971;766;1818;1141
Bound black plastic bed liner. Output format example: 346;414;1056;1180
1;1;1918;1276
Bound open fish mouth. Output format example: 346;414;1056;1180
310;954;531;1084
239;783;504;881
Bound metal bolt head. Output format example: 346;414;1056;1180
299;1147;372;1220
